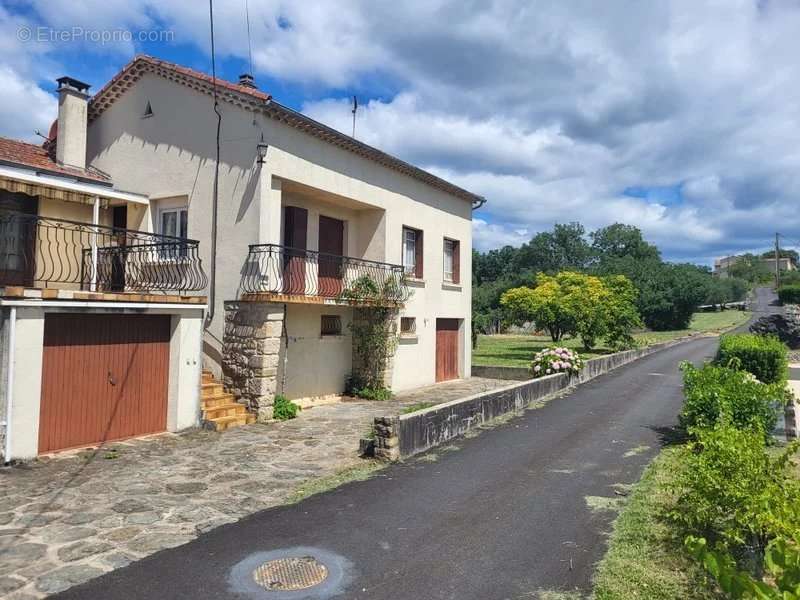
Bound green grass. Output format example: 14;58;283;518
592;447;720;600
400;402;437;415
473;310;751;368
286;461;385;504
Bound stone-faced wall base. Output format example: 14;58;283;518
223;301;285;420
373;416;399;461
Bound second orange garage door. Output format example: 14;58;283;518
38;313;171;454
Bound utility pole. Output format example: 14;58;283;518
775;232;781;288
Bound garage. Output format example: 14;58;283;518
38;313;171;454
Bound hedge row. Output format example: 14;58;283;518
716;332;788;384
777;283;800;305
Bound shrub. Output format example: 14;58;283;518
345;374;393;401
673;423;777;548
717;333;788;384
680;363;783;434
778;284;800;305
272;394;300;420
530;346;584;378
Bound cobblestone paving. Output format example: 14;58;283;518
0;377;508;598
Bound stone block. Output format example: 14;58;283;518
248;376;276;397
264;321;283;338
256;405;274;422
256;337;281;355
249;354;279;369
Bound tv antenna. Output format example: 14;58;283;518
351;95;358;138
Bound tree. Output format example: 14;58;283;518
728;254;772;285
501;275;576;341
590;223;661;265
501;271;642;349
603;275;643;350
513;222;591;274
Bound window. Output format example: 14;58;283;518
159;207;188;258
321;314;342;336
402;226;423;278
443;238;460;284
400;317;416;334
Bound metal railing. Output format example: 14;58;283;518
242;243;410;304
0;210;208;292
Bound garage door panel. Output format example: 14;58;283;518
39;314;170;454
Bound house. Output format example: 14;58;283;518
0;77;209;461
714;254;797;278
85;55;481;420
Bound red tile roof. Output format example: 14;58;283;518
88;55;483;205
0;136;111;183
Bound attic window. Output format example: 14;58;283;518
142;101;153;119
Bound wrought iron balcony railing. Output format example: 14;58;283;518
242;243;410;304
0;210;208;293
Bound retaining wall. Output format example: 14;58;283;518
374;336;697;460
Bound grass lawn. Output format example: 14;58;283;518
472;310;751;368
592;447;719;600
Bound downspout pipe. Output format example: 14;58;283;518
4;306;16;463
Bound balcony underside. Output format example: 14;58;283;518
0;285;206;305
239;291;403;307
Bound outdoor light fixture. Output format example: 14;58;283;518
256;141;268;164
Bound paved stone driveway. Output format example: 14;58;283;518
0;377;508;598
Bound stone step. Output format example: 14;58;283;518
209;414;255;432
201;393;237;409
203;402;248;420
201;370;214;383
201;382;224;398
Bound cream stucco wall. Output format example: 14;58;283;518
280;304;353;399
86;72;472;392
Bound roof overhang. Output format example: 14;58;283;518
0;164;148;205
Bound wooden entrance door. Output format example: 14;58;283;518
436;318;460;382
38;314;171;454
0;191;38;287
283;206;308;295
318;215;344;297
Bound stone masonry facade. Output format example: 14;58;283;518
222;301;284;421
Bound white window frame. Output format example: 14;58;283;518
158;206;188;259
402;228;416;274
443;239;455;283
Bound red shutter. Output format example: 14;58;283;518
452;240;460;284
415;229;424;279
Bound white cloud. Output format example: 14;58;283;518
3;1;800;264
0;65;56;142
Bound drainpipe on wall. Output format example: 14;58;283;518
3;307;17;463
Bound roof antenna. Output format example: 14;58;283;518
245;0;254;77
351;95;358;138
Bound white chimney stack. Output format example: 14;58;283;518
55;76;90;170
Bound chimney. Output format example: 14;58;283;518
238;73;256;89
55;76;90;169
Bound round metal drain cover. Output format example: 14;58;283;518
253;556;329;591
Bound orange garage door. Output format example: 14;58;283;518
39;313;171;454
435;318;460;382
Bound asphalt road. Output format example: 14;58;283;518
57;336;720;600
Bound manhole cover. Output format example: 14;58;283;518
253;556;329;591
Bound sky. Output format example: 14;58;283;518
2;0;799;265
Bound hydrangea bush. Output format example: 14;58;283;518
531;347;584;378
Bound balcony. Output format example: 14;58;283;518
241;243;410;305
0;210;208;294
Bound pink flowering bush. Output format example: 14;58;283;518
530;347;584;378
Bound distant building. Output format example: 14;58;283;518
714;254;796;278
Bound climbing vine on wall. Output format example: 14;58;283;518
348;307;398;397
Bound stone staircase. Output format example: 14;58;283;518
201;370;256;431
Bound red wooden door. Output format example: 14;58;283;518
436;318;460;382
38;314;170;454
318;215;344;297
283;206;308;294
